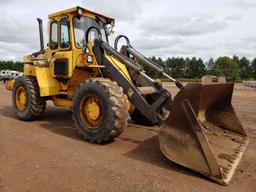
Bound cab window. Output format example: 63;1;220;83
50;21;58;50
60;18;70;49
73;16;108;48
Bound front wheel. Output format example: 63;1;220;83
72;78;129;143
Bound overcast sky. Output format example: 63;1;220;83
0;0;255;61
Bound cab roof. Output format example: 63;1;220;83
48;6;115;24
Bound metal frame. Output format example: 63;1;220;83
93;40;171;124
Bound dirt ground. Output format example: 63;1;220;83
0;83;255;192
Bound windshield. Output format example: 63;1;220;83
73;16;108;48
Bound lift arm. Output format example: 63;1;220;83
93;39;171;125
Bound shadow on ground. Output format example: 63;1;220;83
39;107;81;141
0;105;81;141
123;135;207;181
0;105;208;183
0;106;15;119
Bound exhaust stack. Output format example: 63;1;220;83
37;18;44;51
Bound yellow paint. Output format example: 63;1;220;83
23;63;39;76
127;101;135;114
80;95;103;129
67;68;97;97
52;97;72;107
48;6;114;24
5;79;15;90
74;42;104;69
86;65;105;68
73;49;87;68
35;66;60;96
85;100;101;121
105;54;132;82
23;55;36;76
46;7;114;78
16;6;134;111
15;86;27;111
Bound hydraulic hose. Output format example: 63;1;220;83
114;35;184;89
126;46;184;89
114;35;131;50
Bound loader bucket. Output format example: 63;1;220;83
159;83;249;185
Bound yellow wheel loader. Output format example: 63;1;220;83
8;6;248;185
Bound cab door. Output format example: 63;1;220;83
49;17;73;78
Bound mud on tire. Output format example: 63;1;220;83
72;78;129;143
12;76;46;121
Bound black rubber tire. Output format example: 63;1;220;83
72;78;129;143
12;76;46;121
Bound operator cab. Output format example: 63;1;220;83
31;7;115;78
47;6;114;51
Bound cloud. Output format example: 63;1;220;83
231;0;256;9
81;0;146;21
0;0;81;60
224;14;242;21
0;17;38;45
140;14;228;37
133;37;183;50
0;0;255;61
0;42;33;60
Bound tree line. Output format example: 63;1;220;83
146;56;256;81
1;55;256;81
0;60;23;72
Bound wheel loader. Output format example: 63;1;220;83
8;6;249;185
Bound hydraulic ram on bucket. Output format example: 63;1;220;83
114;35;183;89
114;35;249;185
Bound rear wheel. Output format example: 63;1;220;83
72;78;129;143
12;76;46;121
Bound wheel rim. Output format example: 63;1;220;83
16;86;27;111
80;94;104;129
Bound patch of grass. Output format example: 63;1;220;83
161;78;201;82
176;78;201;82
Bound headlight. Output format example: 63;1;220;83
78;8;83;15
87;56;93;63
